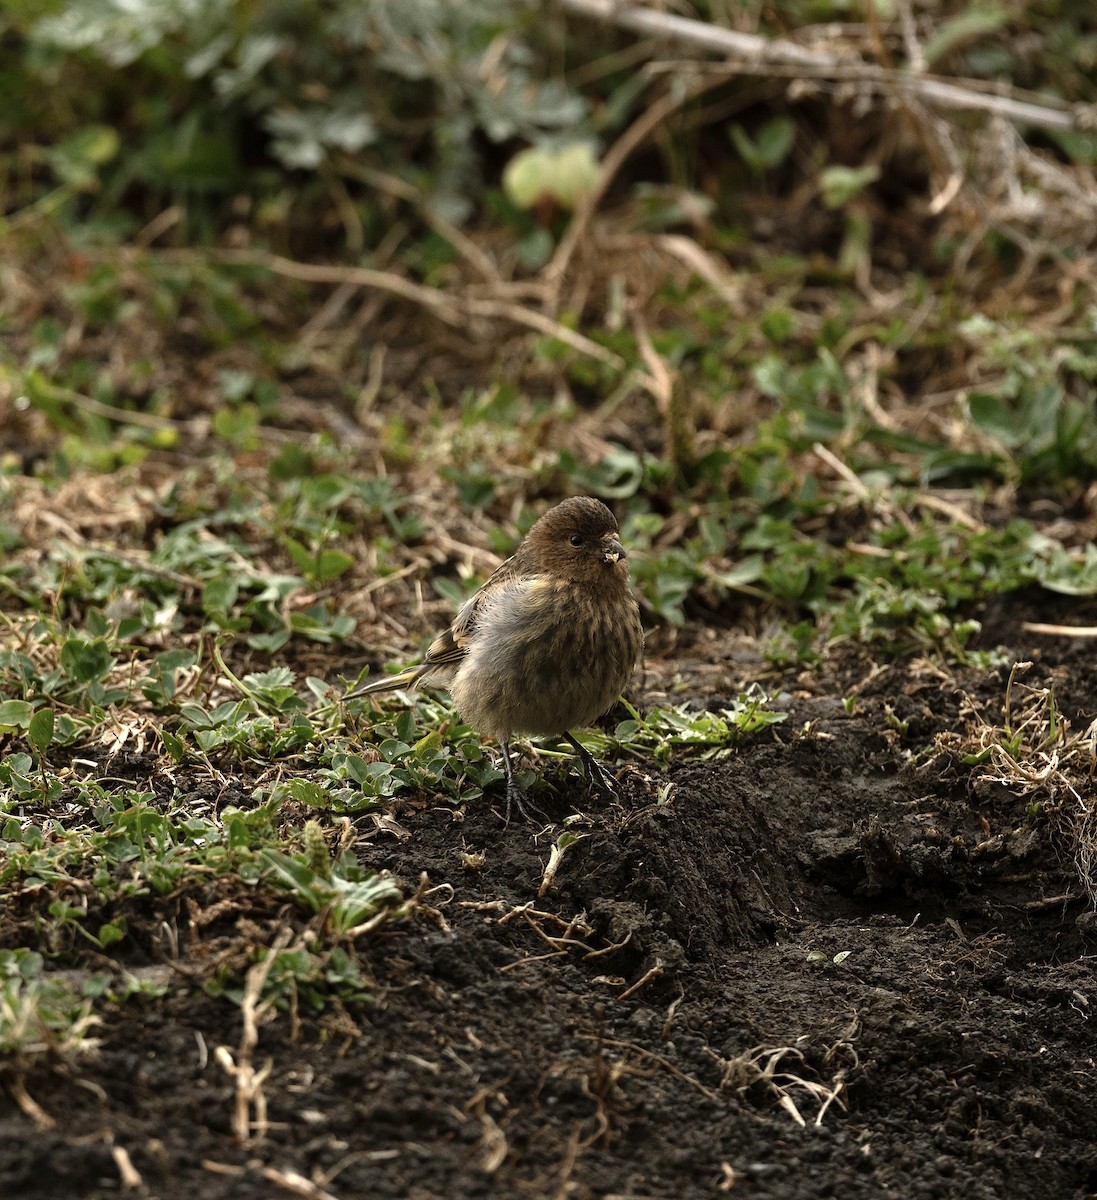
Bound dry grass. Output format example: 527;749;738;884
934;661;1097;903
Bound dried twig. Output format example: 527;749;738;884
32;383;184;432
187;249;623;368
558;0;1090;133
8;1077;54;1130
617;959;664;1000
1023;622;1097;639
338;161;502;284
215;924;296;1145
111;1144;144;1191
259;1165;341;1200
576;1033;720;1102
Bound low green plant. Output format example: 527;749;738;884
575;692;788;767
261;841;403;936
209;942;377;1011
0;950;100;1063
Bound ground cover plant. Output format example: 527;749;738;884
3;1;1097;1196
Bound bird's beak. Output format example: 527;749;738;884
603;538;627;564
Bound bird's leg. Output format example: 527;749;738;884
500;740;549;826
563;732;620;800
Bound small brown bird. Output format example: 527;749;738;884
347;496;644;821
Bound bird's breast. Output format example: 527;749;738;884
450;576;641;740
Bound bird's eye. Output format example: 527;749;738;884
569;534;584;547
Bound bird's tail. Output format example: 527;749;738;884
344;665;423;700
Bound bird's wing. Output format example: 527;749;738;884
420;555;525;670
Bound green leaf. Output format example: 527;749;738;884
712;555;765;587
97;922;126;947
552;143;601;210
433;577;472;609
395;710;417;742
313;549;354;582
967;393;1023;445
202;575;239;614
60;637;115;683
212;402;260;448
820;165;880;209
282;537;313;576
27;708;55;757
268;443;317;480
730;117;795;172
46;124;120;188
217;368;256;403
241;667;301;712
161;730;186;762
282;779;333;808
1048;129;1097;166
503;143;600;212
0;700;34;730
261;849;323;910
923;6;1007;67
413;731;443;759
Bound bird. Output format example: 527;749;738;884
345;496;644;822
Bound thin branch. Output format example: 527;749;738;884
337;161;503;284
560;0;837;68
1024;623;1097;639
557;0;1088;133
193;249;623;368
34;383;184;431
464;297;623;366
203;249;464;323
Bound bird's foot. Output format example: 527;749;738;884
586;755;621;800
564;732;621;801
504;781;551;827
499;739;552;827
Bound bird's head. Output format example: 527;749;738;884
521;496;630;585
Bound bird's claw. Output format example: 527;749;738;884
499;739;551;827
583;756;621;800
564;732;621;802
504;782;551;827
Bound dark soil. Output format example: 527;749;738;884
4;592;1097;1199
